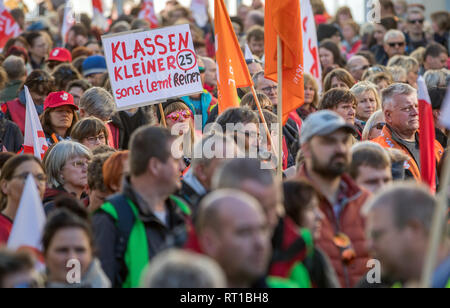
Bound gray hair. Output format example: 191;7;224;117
44;141;92;188
110;21;131;34
141;249;226;288
387;66;408;83
361;182;436;233
191;133;239;170
212;158;275;190
361;110;384;140
2;55;26;81
387;55;419;74
381;83;417;110
423;69;449;89
384;29;405;44
79;87;116;121
350;81;381;110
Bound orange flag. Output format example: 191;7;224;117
264;0;305;124
214;0;253;113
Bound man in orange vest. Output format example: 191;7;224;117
371;83;444;181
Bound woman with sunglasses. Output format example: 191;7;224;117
0;155;46;244
43;141;92;212
361;110;386;141
40;91;79;146
2;70;55;135
71;117;109;151
162;101;197;164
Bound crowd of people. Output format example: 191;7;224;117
0;0;449;289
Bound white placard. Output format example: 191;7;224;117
102;24;203;110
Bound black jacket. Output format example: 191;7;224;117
110;108;152;149
92;178;188;287
0;114;23;153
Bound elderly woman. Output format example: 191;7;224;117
40;92;79;146
79;87;117;148
387;55;420;88
350;81;382;135
296;73;320;120
43;141;92;207
2;70;55;134
323;68;356;92
0;155;46;244
70;117;109;151
362;110;386;141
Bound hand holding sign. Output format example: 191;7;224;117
102;24;203;111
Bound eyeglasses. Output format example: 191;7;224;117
166;110;192;122
85;134;106;144
387;41;405;48
408;19;424;24
261;86;278;93
371;122;386;130
333;232;356;266
11;172;47;184
67;160;90;169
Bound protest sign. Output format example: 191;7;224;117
102;24;203;111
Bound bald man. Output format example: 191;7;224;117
347;55;370;81
196;189;272;288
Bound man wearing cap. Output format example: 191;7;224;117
82;55;108;87
297;110;371;288
40;91;79;145
46;47;72;72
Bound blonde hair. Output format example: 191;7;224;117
387;66;407;83
303;73;320;108
163;101;195;158
350;81;382;111
387;55;419;74
362;110;384;140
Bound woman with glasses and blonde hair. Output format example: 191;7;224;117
350;81;382;135
361;110;386;141
43;141;92;210
297;73;320;120
0;155;46;244
71;117;109;151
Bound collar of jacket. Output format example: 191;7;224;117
297;164;363;208
121;176;186;226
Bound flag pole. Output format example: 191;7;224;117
277;36;283;180
250;86;276;158
159;103;167;128
420;131;450;288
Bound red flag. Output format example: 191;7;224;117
138;0;159;29
264;0;305;125
214;0;253;113
0;1;21;51
417;76;436;192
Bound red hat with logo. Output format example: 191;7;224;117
48;47;72;62
44;91;78;111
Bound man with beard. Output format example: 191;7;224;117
372;84;444;181
297;110;371;288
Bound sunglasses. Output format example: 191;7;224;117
408;19;424;24
388;41;405;48
371;122;386;130
166;110;192;122
333;232;356;266
198;66;206;73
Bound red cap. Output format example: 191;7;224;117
44;92;78;111
48;48;72;62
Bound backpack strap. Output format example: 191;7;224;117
105;194;136;287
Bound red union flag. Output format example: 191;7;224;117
301;0;322;93
417;76;436;192
23;86;49;160
0;0;21;51
139;0;159;29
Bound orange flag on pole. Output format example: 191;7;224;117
264;0;305;125
214;0;253;113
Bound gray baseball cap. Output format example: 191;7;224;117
300;110;356;145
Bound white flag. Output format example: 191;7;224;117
23;86;49;160
440;85;450;129
244;44;254;62
191;0;209;28
138;0;158;28
61;0;76;44
7;175;46;260
300;0;322;93
92;0;108;31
